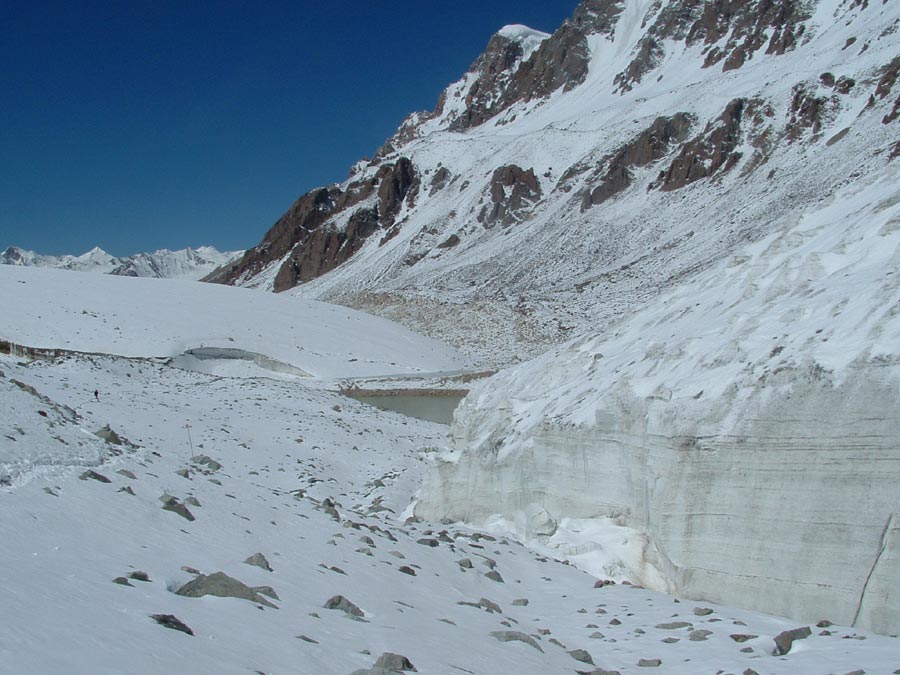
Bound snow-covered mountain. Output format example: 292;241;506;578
203;0;900;635
209;0;900;365
2;244;241;280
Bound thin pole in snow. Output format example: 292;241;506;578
184;422;194;462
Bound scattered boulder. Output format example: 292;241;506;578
637;658;662;667
398;566;416;576
594;579;616;588
416;538;439;547
192;455;222;472
116;469;137;480
773;626;812;655
730;634;758;643
655;621;691;630
323;595;364;618
175;468;191;479
512;598;529;606
457;558;473;569
689;629;713;641
568;649;594;664
176;571;278;608
484;570;504;583
112;577;133;586
373;652;417;672
244;553;273;572
79;470;111;483
693;607;714;616
128;571;151;582
489;631;543;652
150;614;193;636
161;496;195;521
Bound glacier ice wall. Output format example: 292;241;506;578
416;165;900;634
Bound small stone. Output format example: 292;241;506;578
417;538;439;547
773;626;812;655
637;658;661;667
150;613;193;636
655;621;691;630
594;579;615;588
484;570;504;583
816;619;833;628
43;487;58;496
512;598;529;606
128;571;151;582
184;496;201;507
568;649;594;664
730;634;757;643
693;607;714;616
181;566;201;575
609;618;622;626
296;634;318;644
689;629;713;641
112;577;133;586
743;670;760;675
740;647;754;653
661;637;679;644
843;670;865;675
549;637;565;648
399;566;416;576
244;553;273;572
589;631;605;639
79;470;111;483
118;486;135;495
117;469;137;480
457;558;473;569
175;468;191;479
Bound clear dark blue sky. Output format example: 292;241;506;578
1;1;576;256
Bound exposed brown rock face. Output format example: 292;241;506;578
208;158;418;292
786;84;831;141
450;1;624;131
657;99;746;191
448;33;526;131
873;56;900;125
478;165;542;227
583;114;695;208
429;166;452;195
615;0;810;92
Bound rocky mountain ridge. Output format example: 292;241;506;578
211;0;900;365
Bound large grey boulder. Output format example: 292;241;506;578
175;571;278;608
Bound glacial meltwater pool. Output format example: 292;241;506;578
347;391;466;425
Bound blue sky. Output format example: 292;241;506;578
1;1;576;256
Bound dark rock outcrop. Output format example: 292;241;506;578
657;99;747;191
150;614;193;636
615;0;810;92
209;158;418;293
583;113;694;208
478;165;542;227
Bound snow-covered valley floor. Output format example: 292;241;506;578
1;269;899;674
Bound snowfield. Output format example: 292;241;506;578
0;266;474;379
1;268;898;673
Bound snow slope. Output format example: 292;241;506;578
1;245;241;280
0;266;473;379
1;274;898;672
416;155;900;635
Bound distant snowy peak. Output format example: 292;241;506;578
1;245;242;281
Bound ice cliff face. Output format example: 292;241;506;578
1;245;241;280
416;163;900;635
215;0;900;366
